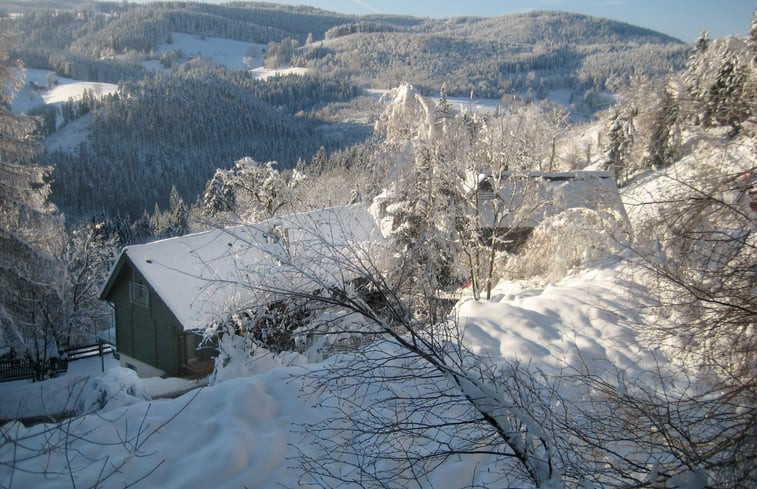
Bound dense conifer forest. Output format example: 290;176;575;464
4;0;689;220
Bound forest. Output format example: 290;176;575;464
3;0;690;221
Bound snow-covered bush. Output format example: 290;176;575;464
208;300;385;385
295;308;384;362
209;329;306;385
506;207;630;282
76;367;150;415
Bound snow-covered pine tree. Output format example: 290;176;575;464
648;87;680;167
167;185;188;237
703;54;750;134
201;169;236;217
604;107;635;183
679;32;754;135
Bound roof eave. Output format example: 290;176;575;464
98;249;129;301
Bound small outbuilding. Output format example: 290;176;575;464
99;206;380;377
473;170;627;251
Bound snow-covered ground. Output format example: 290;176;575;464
145;32;264;72
10;68;117;115
0;355;204;422
145;32;312;79
43;111;94;153
0;260;665;489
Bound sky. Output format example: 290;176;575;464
186;0;755;43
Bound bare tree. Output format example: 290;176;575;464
200;212;561;488
623;163;757;487
201;200;754;488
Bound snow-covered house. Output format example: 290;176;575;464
99;206;381;377
473;171;627;251
370;170;627;253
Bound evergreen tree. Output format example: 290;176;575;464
694;31;710;54
604;107;634;183
201;169;236;217
704;55;750;134
131;210;154;244
149;202;167;238
167;186;188;237
648;88;680;167
309;146;328;176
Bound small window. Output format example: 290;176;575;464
129;281;149;308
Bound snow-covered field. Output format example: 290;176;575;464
8;69;117;152
146;32;264;72
145;32;311;79
10;68;117;115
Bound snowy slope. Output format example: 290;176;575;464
145;32;311;79
7;126;746;489
10;69;117;115
145;32;264;71
459;263;666;384
1;262;665;489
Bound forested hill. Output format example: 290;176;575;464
306;11;686;99
418;11;682;44
9;2;685;86
6;1;688;220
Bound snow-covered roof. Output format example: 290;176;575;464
479;171;627;228
100;206;382;331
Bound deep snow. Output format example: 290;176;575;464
0;261;666;489
6;124;750;488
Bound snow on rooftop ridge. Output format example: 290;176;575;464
110;205;382;331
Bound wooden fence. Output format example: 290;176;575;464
0;357;68;382
0;340;113;382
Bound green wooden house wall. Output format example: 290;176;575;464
104;257;189;375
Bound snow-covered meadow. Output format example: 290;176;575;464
10;68;117;116
145;32;263;72
144;31;311;79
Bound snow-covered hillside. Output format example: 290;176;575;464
7;110;753;486
144;32;312;79
0;263;661;489
10;68;117;115
144;32;264;72
2;4;753;486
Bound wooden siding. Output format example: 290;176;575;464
107;259;184;375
